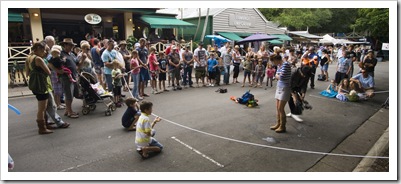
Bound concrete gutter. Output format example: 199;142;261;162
353;127;389;172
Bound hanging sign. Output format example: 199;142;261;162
381;43;389;50
84;13;102;25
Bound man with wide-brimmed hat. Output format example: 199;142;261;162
118;40;131;91
59;38;79;118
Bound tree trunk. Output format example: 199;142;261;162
193;8;201;41
200;8;210;42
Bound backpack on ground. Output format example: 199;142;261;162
317;74;326;81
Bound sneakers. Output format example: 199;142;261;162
291;114;303;122
287;113;303;122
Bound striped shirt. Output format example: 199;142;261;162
277;61;292;88
135;113;152;149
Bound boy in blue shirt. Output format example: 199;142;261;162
207;52;218;87
121;98;140;131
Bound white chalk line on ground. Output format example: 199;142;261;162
171;136;224;168
152;113;389;159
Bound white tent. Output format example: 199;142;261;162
319;34;339;44
336;39;370;45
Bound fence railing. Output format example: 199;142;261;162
8;46;31;88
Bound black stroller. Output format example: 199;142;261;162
78;72;116;116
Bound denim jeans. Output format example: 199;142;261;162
131;73;140;98
150;137;164;150
183;67;193;86
105;74;113;92
46;92;65;127
224;65;230;84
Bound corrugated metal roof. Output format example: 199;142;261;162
156;8;225;19
289;31;322;39
266;26;286;34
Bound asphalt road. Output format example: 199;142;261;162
7;61;389;175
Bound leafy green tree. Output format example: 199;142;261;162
311;8;358;33
352;8;389;39
259;8;332;31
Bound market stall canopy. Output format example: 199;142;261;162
335;39;370;45
140;15;196;29
205;35;231;47
289;31;322;39
319;34;338;44
268;39;283;45
8;12;23;23
270;34;292;41
218;32;243;41
237;33;278;43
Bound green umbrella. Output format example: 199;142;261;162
268;39;283;45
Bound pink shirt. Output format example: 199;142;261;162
267;68;276;78
148;53;158;71
130;58;140;74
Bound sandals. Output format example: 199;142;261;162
64;112;79;118
137;150;149;159
58;122;70;128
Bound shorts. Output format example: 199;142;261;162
33;92;49;101
208;71;215;80
321;64;329;72
95;66;103;75
244;70;251;78
113;86;122;96
60;77;74;101
195;67;206;78
150;71;158;80
159;72;166;81
275;86;291;101
169;69;181;80
139;68;151;82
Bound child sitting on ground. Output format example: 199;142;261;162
48;45;76;83
320;79;338;98
121;98;140;131
135;101;163;159
111;60;123;107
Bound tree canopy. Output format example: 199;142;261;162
352;8;389;40
260;8;332;31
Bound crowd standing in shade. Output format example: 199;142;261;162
26;33;379;138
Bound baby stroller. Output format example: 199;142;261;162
78;72;116;116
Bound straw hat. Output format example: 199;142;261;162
118;40;127;46
60;38;77;46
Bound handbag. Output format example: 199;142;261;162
28;56;48;94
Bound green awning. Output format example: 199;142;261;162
268;39;283;45
140;15;195;29
218;32;243;41
270;34;292;41
8;12;23;23
235;32;253;37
